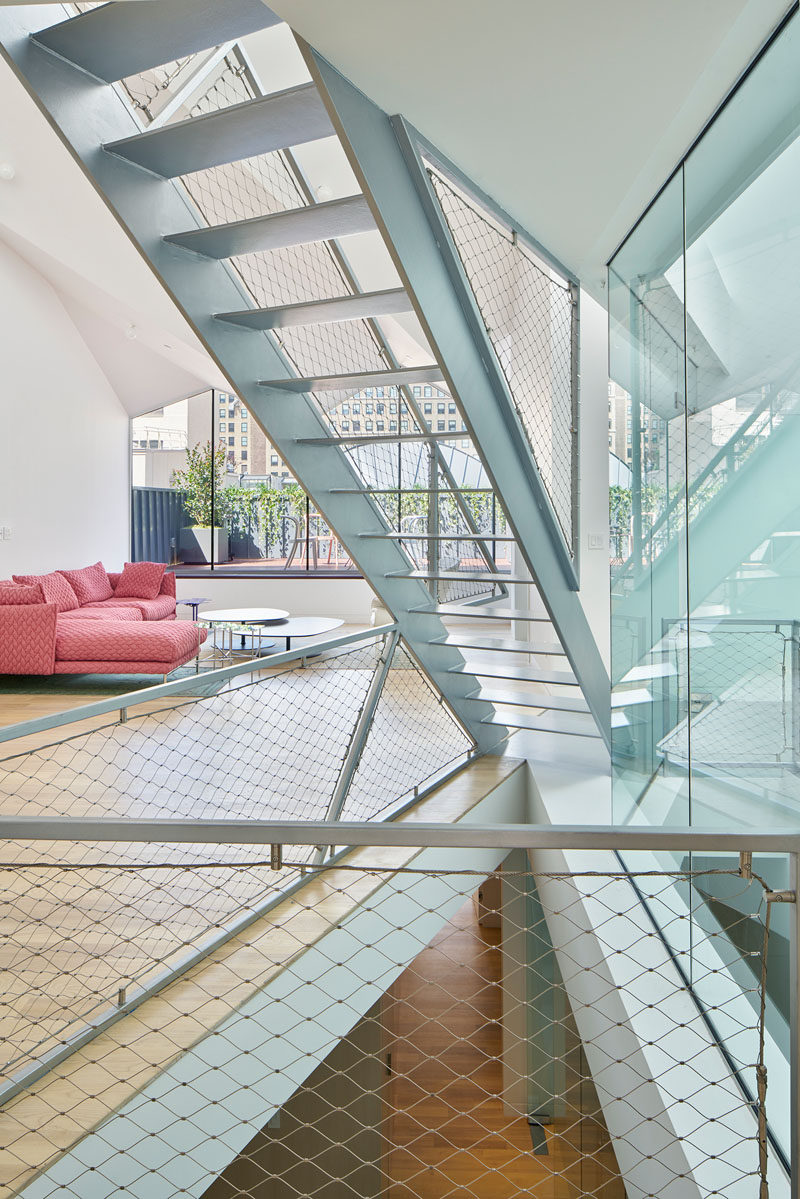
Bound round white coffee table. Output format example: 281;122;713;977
268;616;344;651
199;607;290;662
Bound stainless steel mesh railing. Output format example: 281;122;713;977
0;627;478;1101
427;168;578;556
0;824;794;1199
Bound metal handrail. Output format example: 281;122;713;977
0;624;398;750
1;818;799;852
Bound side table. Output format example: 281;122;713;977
177;597;210;621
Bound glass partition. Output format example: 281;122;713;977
610;7;800;831
609;11;800;1135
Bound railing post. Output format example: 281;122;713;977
320;630;400;829
792;622;800;772
791;850;799;1199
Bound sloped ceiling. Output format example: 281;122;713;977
267;0;791;298
0;46;227;414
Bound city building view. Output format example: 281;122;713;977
0;3;797;1198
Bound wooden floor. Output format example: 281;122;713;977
382;897;624;1198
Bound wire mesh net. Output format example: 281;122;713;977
428;168;577;554
0;852;783;1198
339;643;472;822
0;634;478;1106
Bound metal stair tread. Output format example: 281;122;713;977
411;604;552;623
432;634;565;656
464;685;590;714
259;366;443;393
480;709;601;738
391;569;529;584
32;0;279;84
165;196;375;259
214;288;412;330
450;660;579;686
360;531;516;542
105;84;333;178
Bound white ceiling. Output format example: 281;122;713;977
266;0;791;299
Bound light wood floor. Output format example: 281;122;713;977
382;897;624;1197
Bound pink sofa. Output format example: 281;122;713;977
0;564;207;678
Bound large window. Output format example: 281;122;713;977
130;390;357;574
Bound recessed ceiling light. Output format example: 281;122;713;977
0;163;16;181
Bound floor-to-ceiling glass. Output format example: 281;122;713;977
610;8;800;833
609;13;799;1163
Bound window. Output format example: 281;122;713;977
448;403;456;414
390;420;397;431
424;386;432;398
365;388;373;398
228;436;235;446
341;421;350;431
376;387;384;398
401;420;408;431
219;422;226;432
229;409;235;418
376;421;384;431
366;421;373;431
241;450;248;461
413;386;421;397
461;439;470;448
461;423;467;432
353;421;361;431
376;403;384;414
437;420;445;431
390;403;397;414
241;422;248;432
448;421;456;431
228;422;235;432
342;405;350;416
241;436;248;447
424;403;432;414
353;403;360;415
366;404;373;415
271;455;279;466
437;403;445;414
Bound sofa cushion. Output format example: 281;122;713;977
58;607;142;623
58;562;113;605
55;620;205;665
114;561;166;600
83;594;176;621
13;571;80;612
0;582;44;605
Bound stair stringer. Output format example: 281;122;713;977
300;45;611;746
0;11;506;753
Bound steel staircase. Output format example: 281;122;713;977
0;1;609;747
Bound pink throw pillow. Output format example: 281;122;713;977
114;561;166;600
57;562;113;605
13;571;79;612
0;582;44;605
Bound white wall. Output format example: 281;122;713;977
578;290;611;668
0;240;129;578
175;575;376;624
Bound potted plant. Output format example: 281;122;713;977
171;441;231;564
